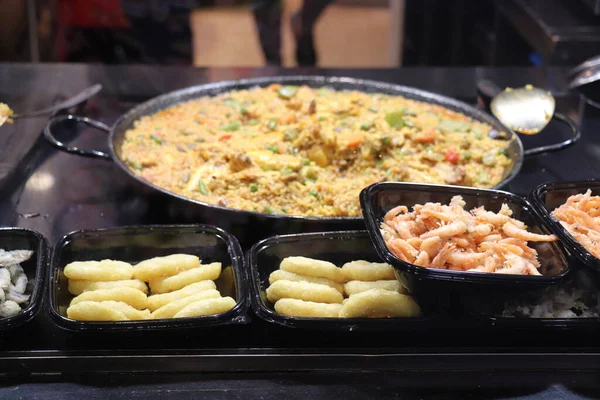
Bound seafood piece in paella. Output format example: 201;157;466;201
380;195;556;275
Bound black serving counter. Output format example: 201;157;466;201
0;64;599;398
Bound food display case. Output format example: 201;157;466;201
1;64;599;394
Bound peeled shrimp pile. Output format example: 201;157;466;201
380;195;557;275
0;249;33;318
552;190;600;258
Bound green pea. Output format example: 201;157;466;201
250;183;258;192
128;161;143;170
264;205;276;214
265;145;280;154
360;122;374;131
222;122;240;132
309;189;318;198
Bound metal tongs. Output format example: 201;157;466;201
0;84;102;126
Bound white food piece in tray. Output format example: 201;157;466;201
0;300;21;318
0;268;10;291
11;273;28;294
0;249;34;319
6;286;30;304
0;250;34;266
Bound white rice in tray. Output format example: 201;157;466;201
502;272;600;318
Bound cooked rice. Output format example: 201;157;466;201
121;85;512;217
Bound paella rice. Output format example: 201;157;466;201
121;85;512;217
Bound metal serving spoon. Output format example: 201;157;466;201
0;83;102;126
477;80;555;135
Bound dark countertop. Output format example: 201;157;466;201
0;64;599;398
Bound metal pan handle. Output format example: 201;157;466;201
523;113;580;157
43;114;112;160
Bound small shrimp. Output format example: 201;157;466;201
380;224;396;242
384;205;408;222
565;228;597;255
413;251;430;267
406;237;423;249
469;255;499;273
590;210;600;218
507;217;527;230
479;241;524;256
469;223;494;238
499;203;513;217
450;236;475;249
390;220;413;240
568;208;600;232
420;208;455;222
387;238;419;262
430;243;456;269
420;221;467;239
420;236;443;259
498;238;536;257
525;263;542;276
477;234;502;243
576;189;593;209
502;222;557;242
417;215;441;231
566;192;585;206
553;207;576;224
447;250;489;268
450;195;466;209
474;210;510;227
496;254;528;275
412;220;428;236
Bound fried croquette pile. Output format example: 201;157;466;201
266;256;421;318
64;254;236;321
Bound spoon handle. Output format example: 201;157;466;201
13;84;102;119
476;80;503;111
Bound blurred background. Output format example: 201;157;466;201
2;0;600;67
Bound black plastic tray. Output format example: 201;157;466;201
360;182;572;288
248;230;441;330
530;179;600;272
0;228;48;332
48;224;249;332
